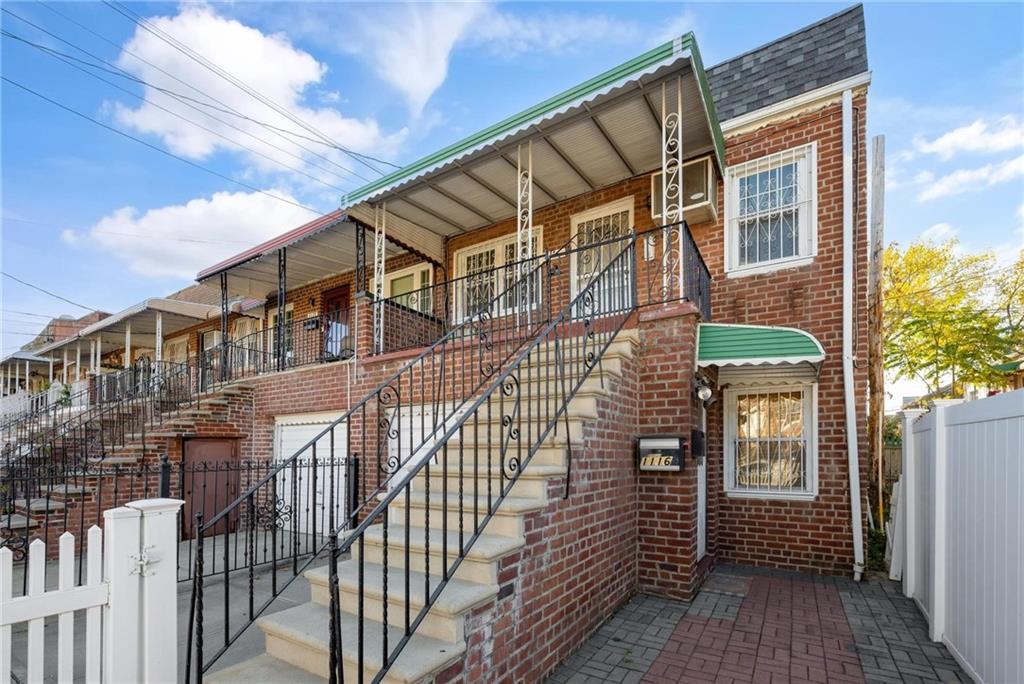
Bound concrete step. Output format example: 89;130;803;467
254;601;465;683
391;490;549;538
13;497;66;513
411;462;567;503
354;524;523;586
1;513;39;530
41;484;95;497
207;653;325;684
305;560;496;643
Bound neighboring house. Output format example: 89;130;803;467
5;6;872;682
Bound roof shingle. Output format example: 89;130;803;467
707;4;868;122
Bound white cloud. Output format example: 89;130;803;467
338;3;643;117
914;115;1024;160
112;5;405;186
63;190;314;280
921;222;957;242
917;154;1024;202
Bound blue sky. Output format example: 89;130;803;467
2;1;1023;364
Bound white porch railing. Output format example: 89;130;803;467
1;499;183;684
897;391;1024;684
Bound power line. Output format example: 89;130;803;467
1;272;95;311
101;1;395;177
2;215;254;245
0;309;58;319
3;6;376;186
2;75;323;216
3;28;354;194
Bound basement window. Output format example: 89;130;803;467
724;143;817;276
723;383;818;500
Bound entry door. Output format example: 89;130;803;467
571;203;633;316
274;416;349;539
183;438;240;539
321;286;351;361
697;404;707;561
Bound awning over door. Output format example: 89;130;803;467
697;323;825;369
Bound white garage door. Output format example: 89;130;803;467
274;413;349;537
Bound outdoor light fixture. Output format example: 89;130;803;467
695;377;716;408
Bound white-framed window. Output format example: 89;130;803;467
570;198;634;308
163;336;188;364
453;227;544;320
268;304;294;359
723;382;818;500
371;263;434;314
724;143;817;276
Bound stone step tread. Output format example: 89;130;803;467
13;498;66;512
258;602;464;683
42;484;95;495
306;561;496;618
395;491;547;515
361;524;523;562
1;513;39;529
416;462;567;480
207;654;325;684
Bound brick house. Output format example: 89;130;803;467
3;6;872;682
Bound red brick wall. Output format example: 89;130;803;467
695;96;870;575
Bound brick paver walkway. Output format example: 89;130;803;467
548;565;968;684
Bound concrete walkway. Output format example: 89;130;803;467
548;565;970;684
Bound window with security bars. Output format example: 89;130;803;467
571;199;633;313
455;229;542;321
724;384;817;499
726;144;816;273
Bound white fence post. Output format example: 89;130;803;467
900;409;926;599
929;399;960;643
128;498;184;684
104;505;142;683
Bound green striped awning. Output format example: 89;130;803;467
993;359;1024;373
697;323;825;367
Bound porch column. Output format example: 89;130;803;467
90;339;96;375
24;361;29;390
12;364;17;393
277;248;286;372
96;337;103;371
516;141;534;324
75;343;81;382
155;312;163;366
48;357;53;383
355;222;367;294
373;204;386;354
220;272;228;380
660;76;684;299
62;347;68;383
124;321;132;369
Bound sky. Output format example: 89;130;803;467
1;1;1022;405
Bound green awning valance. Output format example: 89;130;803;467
993;359;1024;373
697;323;825;367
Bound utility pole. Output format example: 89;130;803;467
868;135;886;527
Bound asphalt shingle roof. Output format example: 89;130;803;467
708;4;868;122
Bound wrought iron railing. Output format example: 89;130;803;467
184;224;653;681
201;310;354;386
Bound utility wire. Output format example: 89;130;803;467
1;272;95;311
102;1;394;177
0;309;59;319
2;75;323;216
3;6;377;185
2;29;351;194
2;216;254;245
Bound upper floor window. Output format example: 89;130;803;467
373;263;433;314
453;228;543;321
725;143;817;275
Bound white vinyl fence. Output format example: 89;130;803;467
1;499;183;683
898;392;1024;684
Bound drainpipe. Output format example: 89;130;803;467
842;89;865;580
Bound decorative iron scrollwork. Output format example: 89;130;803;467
255;495;292;531
377;384;402;474
499;373;522;477
0;528;29;561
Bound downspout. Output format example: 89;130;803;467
842;89;866;580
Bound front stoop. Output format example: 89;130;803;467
207;334;637;683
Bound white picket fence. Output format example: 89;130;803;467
897;391;1024;684
1;499;183;683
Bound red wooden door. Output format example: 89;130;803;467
182;438;240;538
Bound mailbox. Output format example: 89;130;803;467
636;435;685;472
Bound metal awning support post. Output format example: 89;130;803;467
125;321;132;370
660;76;684;300
355;222;367;294
90;339;96;375
373;204;387;355
48;357;53;383
219;272;228;380
62;348;68;384
277;248;286;372
75;343;81;382
155;312;163;366
13;362;19;392
516;141;534;326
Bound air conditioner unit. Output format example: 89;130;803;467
651;155;719;225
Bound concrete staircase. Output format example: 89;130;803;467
206;334;636;683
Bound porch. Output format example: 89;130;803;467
549;565;970;684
